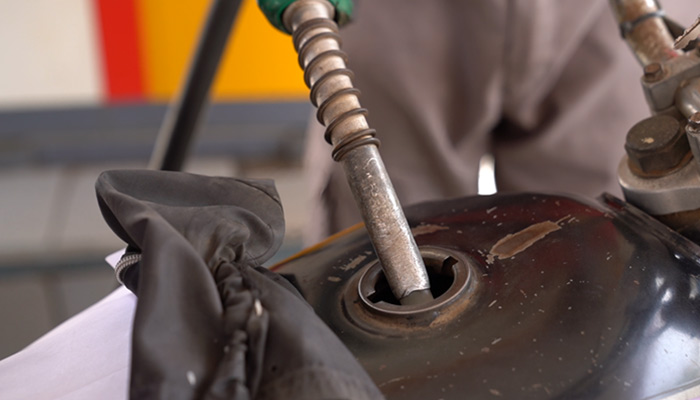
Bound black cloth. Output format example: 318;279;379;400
96;170;383;400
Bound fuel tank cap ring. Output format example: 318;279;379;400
343;246;479;331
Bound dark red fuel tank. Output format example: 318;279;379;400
273;193;700;399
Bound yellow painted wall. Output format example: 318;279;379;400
136;0;307;101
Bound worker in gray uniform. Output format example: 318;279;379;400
303;0;665;243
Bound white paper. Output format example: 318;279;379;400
0;266;135;399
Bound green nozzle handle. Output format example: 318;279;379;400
257;0;353;33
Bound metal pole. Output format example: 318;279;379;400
149;0;243;171
283;0;432;305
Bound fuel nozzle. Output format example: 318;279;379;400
258;0;432;305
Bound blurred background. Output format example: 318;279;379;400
0;0;312;358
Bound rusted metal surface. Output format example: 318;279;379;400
618;153;700;214
640;51;700;113
643;62;664;82
609;0;680;65
273;193;700;399
624;114;691;177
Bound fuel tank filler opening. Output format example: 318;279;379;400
342;246;480;333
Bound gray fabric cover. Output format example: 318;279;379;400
96;169;383;400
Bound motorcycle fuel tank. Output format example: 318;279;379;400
273;193;700;399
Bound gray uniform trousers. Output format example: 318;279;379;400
303;0;655;243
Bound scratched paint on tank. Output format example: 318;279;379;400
486;219;562;263
273;193;700;399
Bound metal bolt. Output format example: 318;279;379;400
643;62;664;82
687;112;700;164
625;115;691;177
688;112;700;133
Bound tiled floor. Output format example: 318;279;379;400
0;156;308;359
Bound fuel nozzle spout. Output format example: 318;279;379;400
260;0;432;304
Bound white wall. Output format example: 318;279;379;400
0;1;696;110
0;0;102;109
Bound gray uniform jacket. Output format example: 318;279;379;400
303;0;669;243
